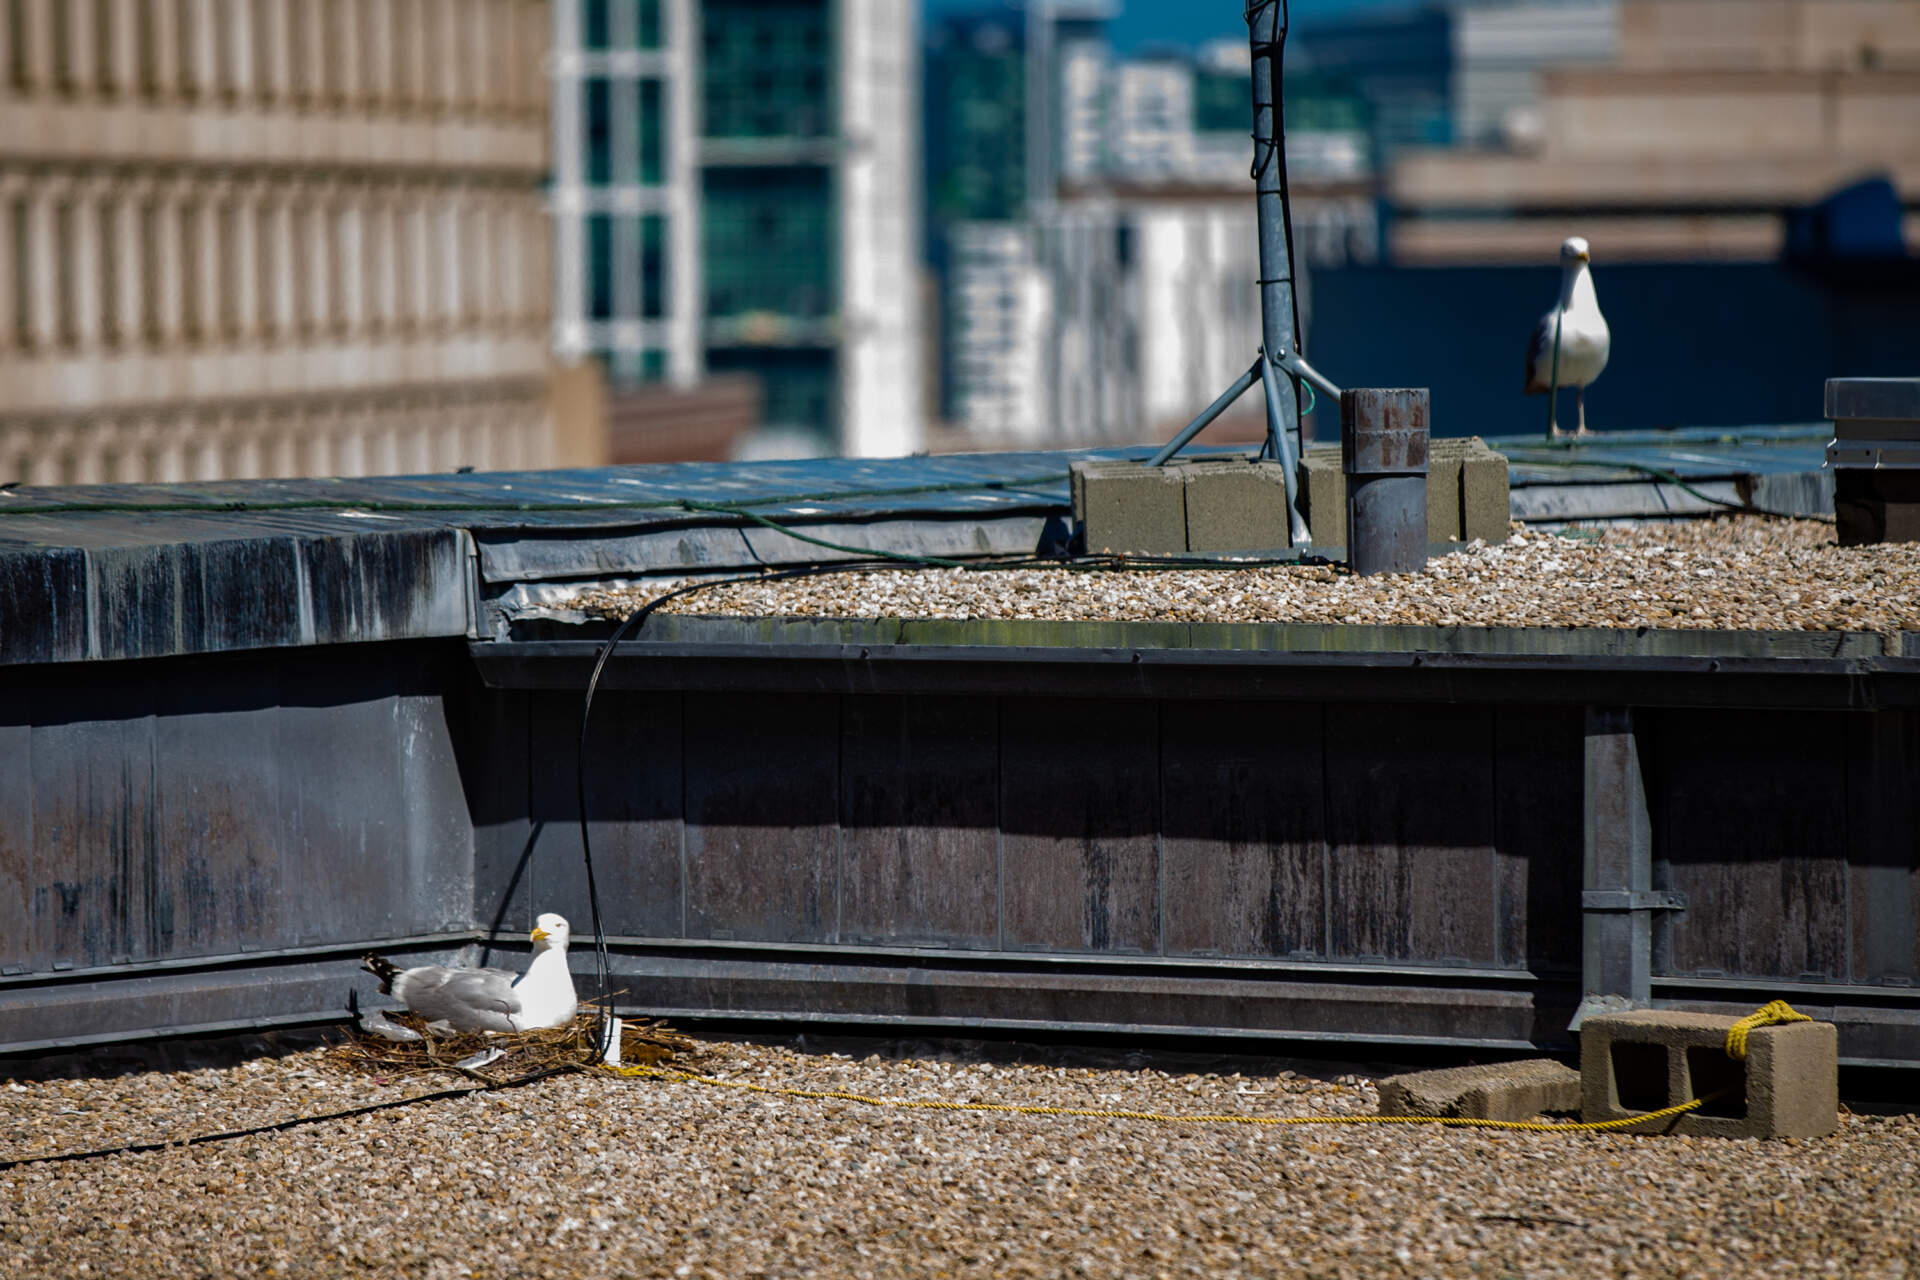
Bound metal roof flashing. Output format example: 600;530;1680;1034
0;431;1844;667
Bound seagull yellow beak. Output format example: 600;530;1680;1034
530;927;549;942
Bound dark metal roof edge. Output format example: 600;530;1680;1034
477;637;1920;675
488;612;1910;661
473;639;1920;710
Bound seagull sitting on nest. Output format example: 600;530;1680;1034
361;913;579;1034
1525;236;1610;436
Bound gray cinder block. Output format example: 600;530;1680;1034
1178;459;1293;551
1070;460;1188;554
1457;438;1511;544
1425;446;1464;545
1298;444;1344;547
1376;1059;1581;1123
1580;1009;1838;1139
1300;437;1510;547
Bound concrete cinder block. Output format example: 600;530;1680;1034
1425;448;1464;544
1070;459;1187;554
1457;438;1511;544
1377;1059;1581;1122
1301;438;1510;547
1580;1009;1838;1139
1178;459;1293;551
1298;444;1344;547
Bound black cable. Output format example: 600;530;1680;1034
0;1065;575;1173
572;559;928;1064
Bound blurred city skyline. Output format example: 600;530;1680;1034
923;0;1424;51
0;0;1915;488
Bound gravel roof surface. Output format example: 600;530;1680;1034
574;517;1920;636
5;1036;1917;1278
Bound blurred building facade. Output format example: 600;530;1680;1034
1293;0;1619;160
1388;0;1920;262
0;0;578;487
550;0;923;457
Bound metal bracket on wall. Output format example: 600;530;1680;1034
1577;705;1661;1033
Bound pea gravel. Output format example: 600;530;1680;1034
574;517;1920;638
5;1038;1917;1278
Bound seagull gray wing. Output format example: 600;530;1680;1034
391;965;524;1033
1524;308;1558;394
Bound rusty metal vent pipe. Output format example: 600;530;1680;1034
1343;388;1430;575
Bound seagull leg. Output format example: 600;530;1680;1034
1549;391;1569;438
1575;386;1593;436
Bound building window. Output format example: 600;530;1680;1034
702;165;832;320
584;0;661;51
586;78;613;184
703;0;832;140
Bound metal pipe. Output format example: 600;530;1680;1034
1146;358;1263;467
1342;387;1429;575
1262;358;1310;545
1283;352;1342;403
1248;0;1302;465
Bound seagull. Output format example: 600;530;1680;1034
360;913;579;1034
1525;236;1610;436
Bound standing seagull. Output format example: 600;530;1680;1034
1525;236;1610;437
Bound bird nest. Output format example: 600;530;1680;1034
329;1007;704;1083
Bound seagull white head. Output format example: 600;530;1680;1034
1559;236;1592;265
529;913;572;952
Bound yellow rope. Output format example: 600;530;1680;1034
1724;999;1811;1059
599;1063;1709;1134
599;1000;1813;1135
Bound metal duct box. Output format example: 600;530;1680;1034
1827;377;1920;545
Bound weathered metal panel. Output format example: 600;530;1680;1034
602;944;1552;1049
1325;703;1499;965
295;531;472;650
447;684;534;949
479;634;1920;713
1648;708;1851;984
393;648;479;936
0;939;473;1054
0;713;34;975
682;693;839;943
83;537;302;660
150;668;286;959
738;516;1052;568
29;677;157;969
0;528;471;666
1845;712;1919;988
999;699;1160;954
529;690;684;940
1160;699;1326;958
275;652;412;946
1492;704;1584;975
477;523;756;582
526;614;1899;661
0;546;87;667
838;696;1000;949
